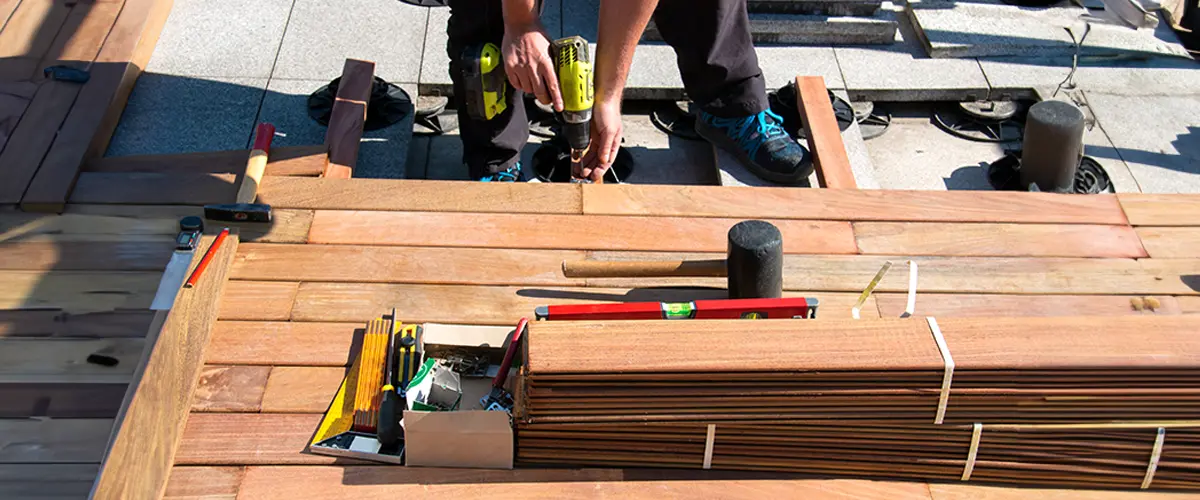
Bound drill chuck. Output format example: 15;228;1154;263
561;110;592;152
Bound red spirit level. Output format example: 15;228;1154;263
534;297;818;321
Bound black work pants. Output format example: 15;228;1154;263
446;0;767;178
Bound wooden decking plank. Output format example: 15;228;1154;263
323;59;374;176
582;184;1128;224
233;465;934;499
0;240;174;270
20;0;176;212
233;244;585;286
308;211;858;255
583;252;1199;295
795;76;855;189
0;418;111;463
164;466;244;500
93;232;238;499
929;484;1178;499
218;281;298;321
66;205;315;243
259;366;345;413
1136;227;1200;258
0;382;127;417
39;0;123;68
191;365;271;413
84;145;329;176
206;321;360;366
854;223;1147;258
257;178;584;213
0;310;155;338
285;283;869;324
875;293;1182;318
0;270;159;312
0;337;143;383
0;464;102;499
175;413;362;465
0;81;81;204
0;81;37;152
0;0;71;60
1119;194;1200;226
1180;296;1200;314
67;172;238;205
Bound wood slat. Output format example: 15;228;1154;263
0;310;156;338
527;319;943;374
0;81;36;152
1180;296;1200;314
39;0;124;68
585;252;1199;296
0;383;127;418
1119;194;1200;226
0;464;101;500
164;466;244;500
1136;227;1200;258
582;184;1129;225
0;240;174;270
260;366;346;413
22;0;177;212
323;59;374;176
93;232;237;499
795;76;855;189
875;293;1182;318
286;283;869;324
308;211;858;254
175;413;360;465
85;145;329;176
206;321;360;366
218;281;298;321
854;223;1146;258
68;172;239;205
928;483;1183;499
0;338;143;383
234;465;935;499
191;365;271;412
65;205;315;243
0;418;111;463
0;270;159;312
0;80;81;204
0;0;71;59
256;178;583;213
232;244;585;286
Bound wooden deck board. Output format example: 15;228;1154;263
163;466;244;500
1119;194;1200;226
875;293;1182;318
0;464;102;500
190;365;271;413
854;222;1146;258
0;337;143;384
0;418;112;463
1136;227;1200;258
175;413;362;465
206;321;360;366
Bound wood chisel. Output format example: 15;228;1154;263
534;297;819;321
150;217;203;311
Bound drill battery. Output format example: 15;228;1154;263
460;43;508;121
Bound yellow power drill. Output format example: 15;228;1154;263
550;36;594;166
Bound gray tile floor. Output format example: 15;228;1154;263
106;0;1200;191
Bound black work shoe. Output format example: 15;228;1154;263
695;109;814;185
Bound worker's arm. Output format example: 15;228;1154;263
577;0;660;181
501;0;563;111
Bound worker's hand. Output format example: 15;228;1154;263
576;99;623;182
501;23;564;112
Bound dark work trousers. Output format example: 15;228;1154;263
446;0;768;178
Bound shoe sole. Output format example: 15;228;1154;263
694;119;814;185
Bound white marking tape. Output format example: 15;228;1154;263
961;423;983;481
1142;427;1166;489
928;317;955;424
703;424;717;470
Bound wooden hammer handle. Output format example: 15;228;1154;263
235;123;275;204
562;259;727;278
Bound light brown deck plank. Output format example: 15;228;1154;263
163;466;244;500
1119;194;1200;226
854;223;1146;258
191;365;271;413
875;293;1182;318
1136;227;1200;258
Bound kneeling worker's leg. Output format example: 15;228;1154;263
447;0;530;181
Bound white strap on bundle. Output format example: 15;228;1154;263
928;317;955;424
902;260;918;318
1142;427;1166;489
961;423;983;481
702;424;717;470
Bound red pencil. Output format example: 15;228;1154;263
184;228;230;288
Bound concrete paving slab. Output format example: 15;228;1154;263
1084;92;1200;193
864;104;1006;190
254;79;416;179
273;0;429;82
106;74;267;157
146;0;292;78
620;113;717;185
645;13;897;45
982;55;1200;100
835;5;990;102
759;46;845;91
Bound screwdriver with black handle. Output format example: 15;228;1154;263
376;314;401;448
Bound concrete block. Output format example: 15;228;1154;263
759;47;844;94
146;0;292;78
982;53;1200;100
645;13;897;45
273;0;429;82
864;104;1007;190
908;1;1190;59
253;79;416;179
620;114;717;185
106;74;266;157
748;0;883;17
624;43;686;100
835;6;990;102
1083;92;1200;193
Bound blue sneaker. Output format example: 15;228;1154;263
477;162;525;182
695;109;813;185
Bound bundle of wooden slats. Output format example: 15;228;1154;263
516;316;1200;489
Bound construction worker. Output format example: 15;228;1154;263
448;0;811;185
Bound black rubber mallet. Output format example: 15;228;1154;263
204;123;275;223
561;220;785;299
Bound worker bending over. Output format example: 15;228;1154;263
447;0;811;184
